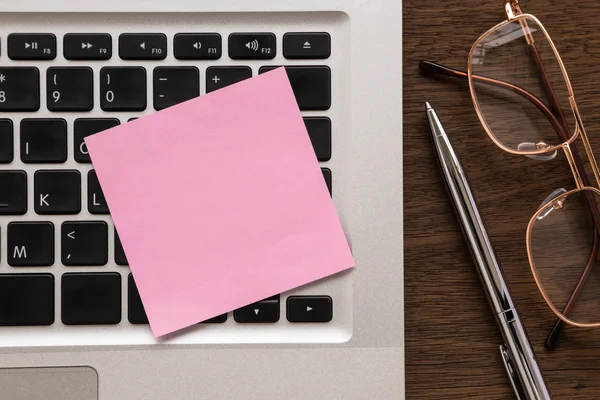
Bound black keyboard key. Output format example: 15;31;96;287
74;118;120;163
153;67;199;110
119;33;167;60
174;33;221;60
62;221;108;266
0;67;40;111
64;33;112;60
228;33;275;60
100;67;147;111
234;295;280;323
62;273;121;325
20;118;67;163
0;274;54;326
286;296;333;322
34;170;81;215
259;66;331;110
322;168;332;195
8;33;56;60
0;119;13;163
304;117;331;161
202;314;227;324
0;171;27;215
88;170;109;214
283;33;331;59
205;66;252;93
7;222;54;267
47;67;93;111
128;274;148;324
115;229;128;266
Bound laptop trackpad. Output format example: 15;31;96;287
1;366;97;400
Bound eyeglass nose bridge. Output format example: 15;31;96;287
561;142;587;191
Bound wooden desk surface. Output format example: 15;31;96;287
403;1;600;398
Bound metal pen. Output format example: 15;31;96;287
426;103;551;400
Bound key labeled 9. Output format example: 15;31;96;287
46;67;93;112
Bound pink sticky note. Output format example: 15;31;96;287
85;68;354;337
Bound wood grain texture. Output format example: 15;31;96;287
404;1;600;399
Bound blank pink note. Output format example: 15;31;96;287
85;68;354;337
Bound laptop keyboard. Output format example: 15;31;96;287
0;12;351;346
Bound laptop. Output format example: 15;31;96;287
0;0;404;399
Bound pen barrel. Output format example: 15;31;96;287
428;110;550;400
501;312;552;400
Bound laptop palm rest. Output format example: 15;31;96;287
1;366;97;400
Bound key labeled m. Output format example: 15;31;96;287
13;246;27;259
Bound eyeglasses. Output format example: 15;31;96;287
420;0;600;351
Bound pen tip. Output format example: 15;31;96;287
425;102;432;111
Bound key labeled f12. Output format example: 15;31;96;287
229;33;276;59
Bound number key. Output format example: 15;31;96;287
0;67;40;111
100;67;146;111
47;67;93;111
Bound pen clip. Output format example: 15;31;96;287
500;345;524;400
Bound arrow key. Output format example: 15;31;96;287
234;295;280;323
62;221;108;266
286;296;333;322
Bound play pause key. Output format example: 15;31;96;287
8;33;56;60
286;296;333;322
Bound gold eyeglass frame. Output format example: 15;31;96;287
467;0;600;328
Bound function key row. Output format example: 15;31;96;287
0;117;331;165
0;66;331;111
3;32;331;61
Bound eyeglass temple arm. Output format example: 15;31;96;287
545;229;599;349
418;60;567;137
